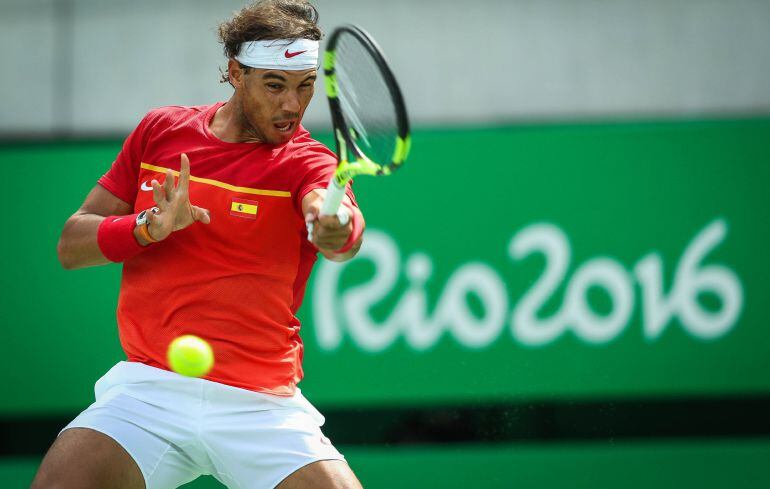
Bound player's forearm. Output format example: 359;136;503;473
57;213;113;269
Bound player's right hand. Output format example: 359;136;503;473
146;153;211;241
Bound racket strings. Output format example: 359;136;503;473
334;33;399;166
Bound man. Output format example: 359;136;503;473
31;1;364;488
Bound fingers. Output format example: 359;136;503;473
163;168;175;201
315;226;351;242
306;201;353;248
151;179;167;210
304;196;321;222
145;207;165;241
311;217;352;250
318;214;346;229
150;154;191;211
304;194;321;240
178;153;190;196
191;205;211;224
314;233;348;251
144;154;210;236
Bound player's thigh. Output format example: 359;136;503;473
31;427;145;489
276;460;363;489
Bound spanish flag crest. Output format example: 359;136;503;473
230;198;258;219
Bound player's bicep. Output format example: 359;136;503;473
77;184;134;218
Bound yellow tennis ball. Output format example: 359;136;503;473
167;335;214;377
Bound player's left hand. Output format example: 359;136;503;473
147;153;211;241
305;204;353;252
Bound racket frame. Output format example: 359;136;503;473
319;24;411;217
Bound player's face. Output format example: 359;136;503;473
239;68;316;144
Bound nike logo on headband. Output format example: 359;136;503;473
285;49;307;58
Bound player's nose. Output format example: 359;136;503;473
280;90;302;113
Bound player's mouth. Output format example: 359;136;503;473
273;120;296;133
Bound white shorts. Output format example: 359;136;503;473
62;361;344;489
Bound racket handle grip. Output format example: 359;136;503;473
307;177;350;243
320;177;346;216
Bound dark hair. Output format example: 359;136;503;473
217;0;322;82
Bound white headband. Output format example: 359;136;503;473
235;38;319;70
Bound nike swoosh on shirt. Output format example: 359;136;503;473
140;181;153;191
284;49;307;58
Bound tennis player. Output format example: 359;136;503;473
31;1;364;488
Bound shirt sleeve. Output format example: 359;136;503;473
97;112;155;205
294;143;358;216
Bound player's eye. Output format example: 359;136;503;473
267;83;283;90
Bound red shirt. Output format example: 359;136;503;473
98;103;355;395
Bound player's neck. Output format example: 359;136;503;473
209;98;264;144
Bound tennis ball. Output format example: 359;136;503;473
167;335;214;377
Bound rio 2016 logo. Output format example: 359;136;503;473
312;219;743;352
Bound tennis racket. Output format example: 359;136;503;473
309;25;410;237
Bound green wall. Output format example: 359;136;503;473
1;118;769;413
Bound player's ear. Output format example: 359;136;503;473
228;59;244;88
